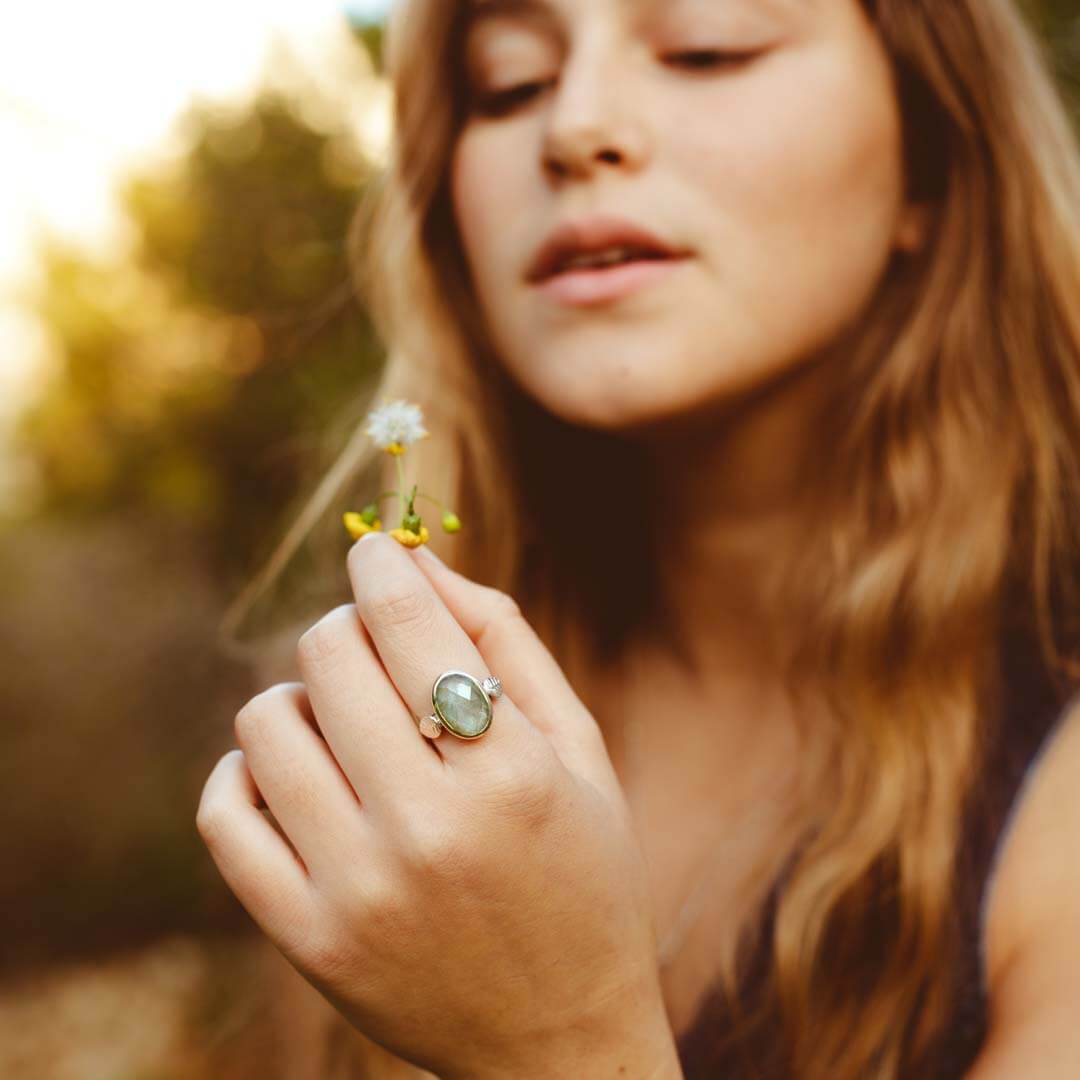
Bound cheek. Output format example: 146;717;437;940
678;42;906;346
450;131;521;292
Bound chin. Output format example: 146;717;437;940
515;376;728;437
503;344;781;435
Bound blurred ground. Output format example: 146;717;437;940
1;514;257;975
0;934;272;1079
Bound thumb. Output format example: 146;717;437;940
410;545;620;800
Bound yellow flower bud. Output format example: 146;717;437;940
344;511;382;540
389;525;431;548
441;511;462;533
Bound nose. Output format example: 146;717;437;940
540;42;650;182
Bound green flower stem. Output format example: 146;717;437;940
395;456;407;522
367;491;447;512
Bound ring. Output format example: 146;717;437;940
418;670;502;740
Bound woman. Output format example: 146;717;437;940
198;0;1080;1076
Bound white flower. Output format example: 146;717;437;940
364;400;430;453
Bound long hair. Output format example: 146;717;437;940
220;1;1080;1076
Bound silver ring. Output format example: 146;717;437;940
419;670;502;740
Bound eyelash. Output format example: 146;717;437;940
471;50;760;117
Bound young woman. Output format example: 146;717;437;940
198;0;1080;1076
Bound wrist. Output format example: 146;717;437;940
460;995;683;1080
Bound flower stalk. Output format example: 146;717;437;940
342;400;462;549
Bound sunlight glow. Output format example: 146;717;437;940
0;3;393;513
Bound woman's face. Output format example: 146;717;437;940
450;0;926;432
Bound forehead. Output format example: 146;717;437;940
462;0;806;32
465;0;682;21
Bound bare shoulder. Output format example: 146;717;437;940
975;688;1080;1070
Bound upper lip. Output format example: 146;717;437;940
526;214;690;283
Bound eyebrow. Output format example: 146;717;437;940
464;0;560;30
463;0;661;24
463;0;795;31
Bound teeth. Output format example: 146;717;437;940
558;246;660;272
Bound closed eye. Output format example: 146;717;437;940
471;79;553;117
662;49;762;71
470;49;761;118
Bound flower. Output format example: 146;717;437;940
343;512;382;539
364;400;430;456
343;400;460;550
390;525;431;548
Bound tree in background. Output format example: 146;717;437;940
1;28;389;974
13;33;386;585
1026;0;1080;121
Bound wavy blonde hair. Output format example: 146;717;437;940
220;0;1080;1076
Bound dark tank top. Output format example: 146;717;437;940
675;629;1078;1079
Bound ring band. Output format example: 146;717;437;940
419;670;502;740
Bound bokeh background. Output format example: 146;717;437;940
0;2;1076;1075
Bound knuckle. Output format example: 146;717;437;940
479;742;560;827
233;702;261;746
195;749;244;843
488;589;523;622
354;866;403;925
365;584;434;632
399;816;466;878
299;932;347;983
296;605;356;670
195;797;228;845
232;683;295;745
329;864;406;946
476;590;526;652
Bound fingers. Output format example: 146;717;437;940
344;531;538;768
232;683;370;882
195;748;320;959
409;546;618;799
296;603;446;815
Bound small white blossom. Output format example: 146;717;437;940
364;400;430;453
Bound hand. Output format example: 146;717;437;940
196;532;679;1079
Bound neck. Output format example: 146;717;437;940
634;352;837;684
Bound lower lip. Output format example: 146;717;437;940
533;256;691;306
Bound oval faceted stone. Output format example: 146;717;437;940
432;671;492;738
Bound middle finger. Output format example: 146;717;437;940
296;601;446;817
345;531;533;767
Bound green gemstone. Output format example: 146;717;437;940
432;671;492;739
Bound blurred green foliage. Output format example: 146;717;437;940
1;29;391;975
1025;0;1080;120
13;41;386;581
350;20;387;75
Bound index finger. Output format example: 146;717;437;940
346;532;535;767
